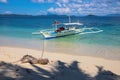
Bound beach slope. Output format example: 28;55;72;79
0;46;120;80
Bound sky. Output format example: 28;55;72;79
0;0;120;16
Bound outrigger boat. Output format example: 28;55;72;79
32;18;103;39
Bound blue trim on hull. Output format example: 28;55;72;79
45;33;79;39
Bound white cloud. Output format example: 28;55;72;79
78;8;82;12
101;3;107;7
4;11;12;14
32;0;120;15
36;10;47;15
117;2;120;5
31;0;53;3
32;0;69;3
47;0;53;3
56;2;62;7
48;7;70;14
70;3;82;8
57;0;69;3
0;0;7;3
84;3;94;7
62;4;67;7
32;0;44;3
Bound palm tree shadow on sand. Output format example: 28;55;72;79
0;61;120;80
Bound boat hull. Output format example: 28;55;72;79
40;28;103;39
40;29;81;39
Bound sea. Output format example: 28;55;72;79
0;16;120;60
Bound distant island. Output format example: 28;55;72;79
106;14;120;16
0;14;120;17
0;14;33;17
0;14;68;18
86;14;98;17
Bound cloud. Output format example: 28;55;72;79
32;0;69;3
31;0;53;3
117;2;120;5
32;0;44;3
48;7;71;15
32;0;120;15
57;0;69;3
36;10;47;15
56;2;62;7
0;0;7;3
4;11;12;14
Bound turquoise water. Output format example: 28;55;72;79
1;16;120;46
0;16;120;60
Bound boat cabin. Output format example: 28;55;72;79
55;22;83;32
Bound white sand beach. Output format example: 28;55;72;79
0;46;120;80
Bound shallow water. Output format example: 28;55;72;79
0;16;120;60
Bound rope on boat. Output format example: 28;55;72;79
32;31;45;58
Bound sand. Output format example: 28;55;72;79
0;46;120;80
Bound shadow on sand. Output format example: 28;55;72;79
0;61;120;80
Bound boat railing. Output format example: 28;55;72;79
79;27;103;34
32;29;53;34
40;29;53;32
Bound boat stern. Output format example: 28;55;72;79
40;30;56;39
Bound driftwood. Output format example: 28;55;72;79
20;55;38;64
14;55;49;65
38;58;49;65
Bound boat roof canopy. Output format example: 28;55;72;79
62;22;83;26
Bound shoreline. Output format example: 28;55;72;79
0;43;120;60
0;45;120;61
0;36;120;60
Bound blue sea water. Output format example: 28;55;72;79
0;16;120;60
0;16;120;46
